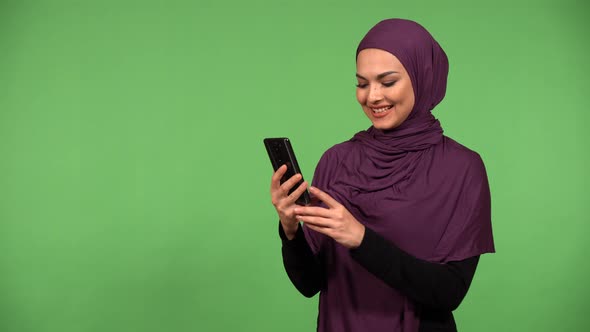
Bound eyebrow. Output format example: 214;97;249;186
356;71;399;80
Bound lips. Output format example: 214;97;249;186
371;105;393;113
369;105;394;118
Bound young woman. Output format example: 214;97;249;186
270;18;495;332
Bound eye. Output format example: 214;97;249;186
356;83;368;88
382;81;397;87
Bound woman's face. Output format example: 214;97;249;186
356;48;415;130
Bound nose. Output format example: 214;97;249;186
367;84;383;104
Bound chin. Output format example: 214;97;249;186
372;121;400;131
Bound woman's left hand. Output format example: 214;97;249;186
293;186;365;249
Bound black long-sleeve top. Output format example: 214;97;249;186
279;222;479;332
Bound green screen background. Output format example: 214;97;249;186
1;0;588;331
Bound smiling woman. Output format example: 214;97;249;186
268;18;495;332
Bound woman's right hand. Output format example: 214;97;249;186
270;164;309;240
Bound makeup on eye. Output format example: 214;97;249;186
355;81;397;88
355;71;400;88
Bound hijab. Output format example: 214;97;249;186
302;18;495;332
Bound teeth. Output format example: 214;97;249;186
372;105;392;113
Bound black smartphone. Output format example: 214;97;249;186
264;137;311;206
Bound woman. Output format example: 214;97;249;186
269;19;495;332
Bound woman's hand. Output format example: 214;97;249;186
293;187;365;249
270;164;309;240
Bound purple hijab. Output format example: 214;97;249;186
303;19;495;331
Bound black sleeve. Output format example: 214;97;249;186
278;222;325;298
350;227;479;311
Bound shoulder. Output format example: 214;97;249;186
312;137;364;181
439;136;487;179
317;138;363;163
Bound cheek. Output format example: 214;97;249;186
387;85;412;108
356;89;366;104
401;83;415;106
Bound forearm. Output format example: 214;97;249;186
279;222;325;298
350;227;479;311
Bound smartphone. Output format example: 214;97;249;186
264;137;311;206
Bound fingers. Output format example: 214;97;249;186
309;186;340;208
297;215;332;228
279;173;303;196
286;180;308;204
293;206;332;218
270;165;306;208
270;164;288;191
270;165;303;196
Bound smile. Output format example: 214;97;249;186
371;105;393;113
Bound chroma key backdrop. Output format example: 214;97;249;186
0;1;588;331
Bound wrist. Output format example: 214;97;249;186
350;224;366;249
280;220;299;240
